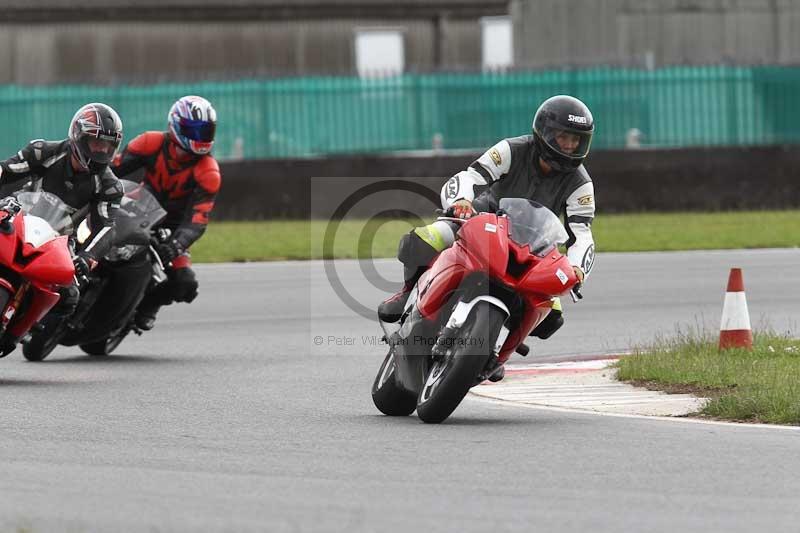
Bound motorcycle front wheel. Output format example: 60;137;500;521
416;301;506;424
22;316;67;362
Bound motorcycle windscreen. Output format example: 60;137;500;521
14;191;75;235
499;198;568;256
119;179;167;228
23;215;59;248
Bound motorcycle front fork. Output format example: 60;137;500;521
67;277;108;330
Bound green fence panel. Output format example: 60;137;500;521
0;66;798;160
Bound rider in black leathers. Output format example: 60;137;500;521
378;95;597;352
0;103;124;352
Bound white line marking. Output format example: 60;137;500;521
469;395;800;432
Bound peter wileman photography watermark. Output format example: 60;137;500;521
310;176;442;324
313;334;486;349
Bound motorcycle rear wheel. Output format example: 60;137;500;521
79;325;131;356
371;348;417;416
416;301;506;424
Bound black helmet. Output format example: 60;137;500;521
532;95;594;172
68;103;123;173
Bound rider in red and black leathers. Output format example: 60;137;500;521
112;95;220;330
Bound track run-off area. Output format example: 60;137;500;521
0;249;798;532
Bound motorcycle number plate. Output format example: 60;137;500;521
556;268;569;285
484;223;497;233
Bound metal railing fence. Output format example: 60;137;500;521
0;65;798;160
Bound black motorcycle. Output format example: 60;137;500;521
23;180;167;361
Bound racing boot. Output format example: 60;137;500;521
378;226;446;323
0;337;18;358
135;277;177;331
377;274;420;323
530;298;565;339
477;357;505;383
488;364;505;382
134;304;160;331
135;289;165;331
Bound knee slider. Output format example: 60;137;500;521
398;222;455;268
397;231;436;269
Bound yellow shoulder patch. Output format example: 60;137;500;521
577;195;594;206
489;148;502;166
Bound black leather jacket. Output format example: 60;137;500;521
0;139;123;260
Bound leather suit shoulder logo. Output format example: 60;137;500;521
489;148;502;166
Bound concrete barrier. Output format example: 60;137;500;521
215;146;800;219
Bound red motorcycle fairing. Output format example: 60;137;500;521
0;211;75;342
17;235;74;288
0;214;75;288
456;213;511;282
416;211;578;364
7;286;61;339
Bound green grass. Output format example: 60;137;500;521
190;210;800;262
616;329;800;425
189;219;417;262
595;210;800;252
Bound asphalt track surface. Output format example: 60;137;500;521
0;250;798;532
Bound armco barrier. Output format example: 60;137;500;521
214;146;800;220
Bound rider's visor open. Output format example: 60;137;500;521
82;135;119;164
540;121;593;160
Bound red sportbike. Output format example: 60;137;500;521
0;192;76;357
372;198;581;423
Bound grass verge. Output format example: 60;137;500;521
190;210;800;262
615;330;800;425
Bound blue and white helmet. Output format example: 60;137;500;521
167;95;217;155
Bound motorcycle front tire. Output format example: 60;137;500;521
23;316;67;362
416;301;506;424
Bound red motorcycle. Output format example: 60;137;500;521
0;192;76;357
372;198;581;423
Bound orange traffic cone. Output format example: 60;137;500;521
719;268;753;350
